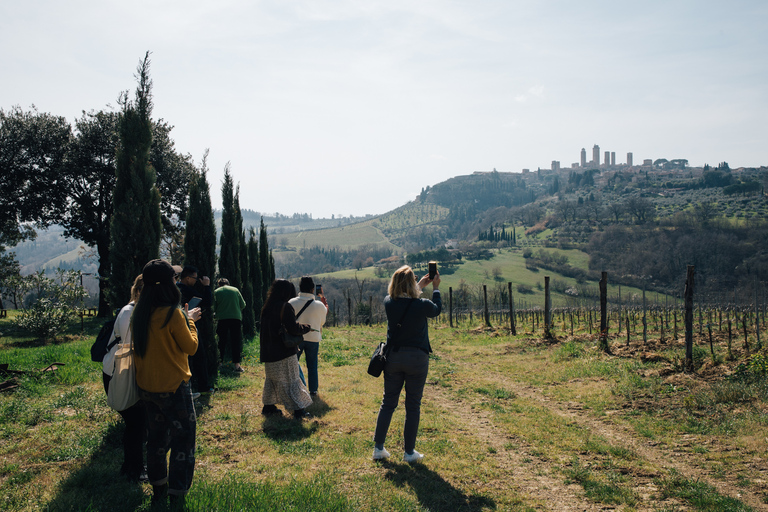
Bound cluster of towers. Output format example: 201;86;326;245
549;145;634;172
578;145;633;169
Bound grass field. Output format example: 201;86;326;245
1;311;766;511
318;247;653;309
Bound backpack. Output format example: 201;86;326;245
90;319;120;362
107;341;139;411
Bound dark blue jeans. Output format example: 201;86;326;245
297;341;319;393
373;347;429;454
139;381;196;496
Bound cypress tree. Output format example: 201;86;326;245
247;227;263;324
259;218;271;299
235;188;255;336
184;150;218;381
219;164;240;288
109;52;161;307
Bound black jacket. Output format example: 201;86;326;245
384;290;442;353
259;301;310;363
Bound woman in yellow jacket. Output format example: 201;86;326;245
133;259;201;506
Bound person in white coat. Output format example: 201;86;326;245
102;274;146;481
288;276;328;395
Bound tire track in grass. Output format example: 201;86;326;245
428;385;606;511
506;381;766;511
433;354;766;511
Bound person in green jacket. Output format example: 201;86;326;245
213;278;247;372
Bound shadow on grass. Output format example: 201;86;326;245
307;394;334;418
382;462;496;512
42;421;149;512
261;414;319;442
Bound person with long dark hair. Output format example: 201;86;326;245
373;265;441;463
133;259;201;506
259;279;313;419
102;274;146;481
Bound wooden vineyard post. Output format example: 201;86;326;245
642;284;648;346
755;285;761;350
347;296;353;326
483;285;491;327
684;265;695;372
449;287;453;328
544;276;551;339
508;282;516;335
599;272;609;352
727;317;733;360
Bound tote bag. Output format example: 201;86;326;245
107;343;140;411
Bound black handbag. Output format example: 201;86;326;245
367;342;388;377
280;301;312;349
367;299;413;377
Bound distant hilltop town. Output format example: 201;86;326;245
475;144;765;177
546;144;679;172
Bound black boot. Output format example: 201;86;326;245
293;408;311;420
261;404;280;416
151;483;168;505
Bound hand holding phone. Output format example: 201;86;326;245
187;297;202;310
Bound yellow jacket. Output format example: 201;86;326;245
135;306;198;393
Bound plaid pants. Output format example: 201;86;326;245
139;381;196;496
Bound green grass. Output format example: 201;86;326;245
656;470;755;511
0;314;763;511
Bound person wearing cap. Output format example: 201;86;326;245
288;276;327;395
213;278;247;372
133;259;202;506
177;265;213;393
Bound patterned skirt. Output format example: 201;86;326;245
262;355;313;411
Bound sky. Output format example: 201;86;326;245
2;0;767;218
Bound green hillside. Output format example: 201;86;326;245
317;247;651;308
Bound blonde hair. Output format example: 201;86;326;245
130;275;144;303
388;265;420;299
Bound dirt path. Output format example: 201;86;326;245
430;358;768;511
430;386;606;511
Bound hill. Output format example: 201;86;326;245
8;163;768;306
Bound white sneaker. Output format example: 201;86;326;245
372;447;390;460
191;392;201;400
403;450;424;463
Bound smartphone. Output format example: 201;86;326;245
428;261;437;279
315;284;323;296
187;296;202;310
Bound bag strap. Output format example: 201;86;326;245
395;299;414;330
388;298;414;353
106;335;121;353
295;300;313;320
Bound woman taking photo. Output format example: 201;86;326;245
133;260;201;506
259;279;313;419
102;274;145;482
373;265;441;463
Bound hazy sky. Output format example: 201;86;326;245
2;1;767;218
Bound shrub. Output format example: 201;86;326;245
13;270;88;341
517;284;533;294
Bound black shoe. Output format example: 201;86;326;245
151;484;168;504
309;391;318;396
293;409;311;420
261;404;281;416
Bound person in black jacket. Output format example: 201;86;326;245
176;266;212;394
373;265;441;463
259;279;313;419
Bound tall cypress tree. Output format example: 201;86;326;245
258;217;271;300
218;164;240;288
235;188;255;336
184;150;218;380
247;227;263;323
110;52;161;307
